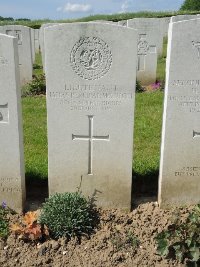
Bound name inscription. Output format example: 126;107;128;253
169;80;200;112
0;177;21;193
49;84;133;111
175;167;200;177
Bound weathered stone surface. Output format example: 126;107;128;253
45;23;137;209
0;34;25;212
127;18;163;56
0;25;33;85
159;19;200;208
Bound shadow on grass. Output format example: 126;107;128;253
25;172;48;211
131;169;159;209
33;63;43;70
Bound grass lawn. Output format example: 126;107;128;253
22;96;47;180
133;91;163;196
33;52;44;76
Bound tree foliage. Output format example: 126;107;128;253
180;0;200;11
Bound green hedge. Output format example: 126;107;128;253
0;10;200;28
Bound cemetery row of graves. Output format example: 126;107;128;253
0;14;200;266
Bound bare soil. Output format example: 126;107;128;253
0;201;194;267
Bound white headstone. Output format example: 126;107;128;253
171;14;197;23
137;33;157;85
45;23;138;209
117;19;157;85
159;18;200;207
39;23;60;69
30;28;35;63
127;18;163;56
0;25;33;86
160;17;171;37
0;33;25;212
34;29;40;53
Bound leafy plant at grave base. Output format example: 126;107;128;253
10;211;49;241
39;192;98;239
0;202;9;239
126;231;140;249
155;205;200;265
136;80;144;93
22;74;46;96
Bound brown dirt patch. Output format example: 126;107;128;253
0;202;194;267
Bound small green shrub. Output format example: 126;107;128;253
22;74;46;96
0;202;9;239
126;231;140;248
39;192;98;239
111;229;140;252
155;205;200;265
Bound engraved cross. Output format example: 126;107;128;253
193;130;200;138
72;115;110;175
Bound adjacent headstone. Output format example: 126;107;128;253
127;18;163;56
171;14;197;23
39;23;60;69
30;28;35;63
45;23;137;209
137;33;157;85
159;18;200;207
160;17;171;37
34;29;40;53
0;25;33;86
0;33;25;212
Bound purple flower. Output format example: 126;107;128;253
1;201;6;209
151;82;161;90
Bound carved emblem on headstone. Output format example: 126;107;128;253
192;41;200;58
138;40;149;55
70;36;112;80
